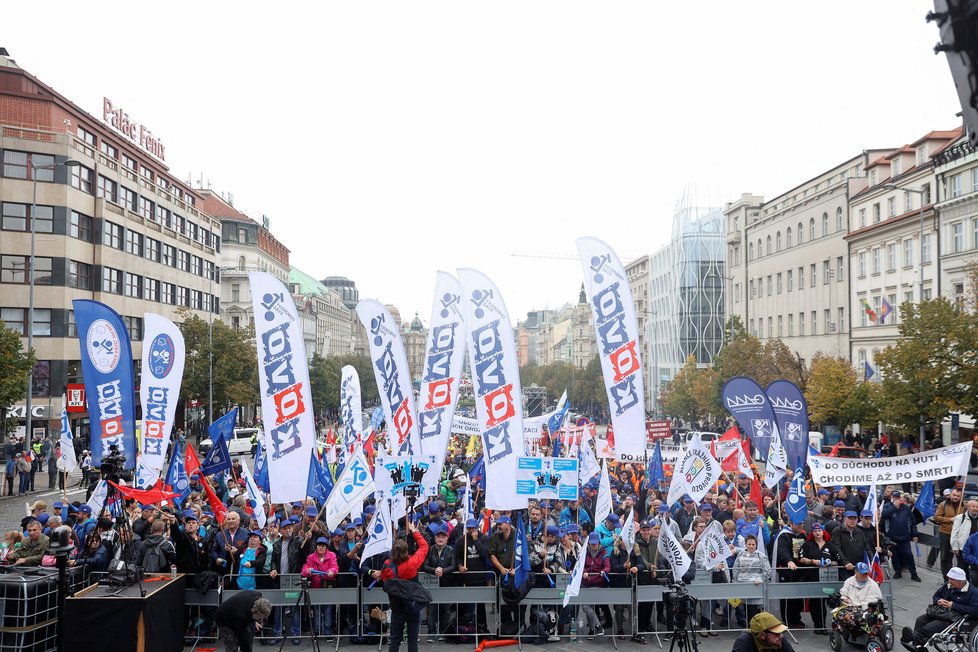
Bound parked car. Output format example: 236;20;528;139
199;427;260;457
820;445;871;458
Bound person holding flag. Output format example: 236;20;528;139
881;490;921;582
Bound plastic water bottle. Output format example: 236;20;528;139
570;616;577;643
171;565;177;580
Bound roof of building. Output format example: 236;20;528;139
289;266;329;297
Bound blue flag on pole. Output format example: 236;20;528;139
164;441;190;506
514;513;531;589
551;432;562;458
469;456;486;491
254;437;270;494
306;450;334;503
785;467;808;524
201;408;237;476
916;480;937;522
646;440;665;490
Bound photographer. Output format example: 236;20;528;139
380;517;429;652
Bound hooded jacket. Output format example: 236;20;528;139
731;619;797;652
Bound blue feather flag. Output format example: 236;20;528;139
915;480;936;522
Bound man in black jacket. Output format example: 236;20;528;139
774;522;807;628
215;589;271;652
267;517;303;645
422;523;455;641
455;518;490;632
902;567;978;651
832;512;873;580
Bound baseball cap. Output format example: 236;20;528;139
566;524;580;534
546;525;560;537
496;515;512;525
364;505;376;515
305;506;318;517
810;522;823;531
817;489;830;496
182;510;198;520
658;504;670;513
291;502;303;508
248;530;263;538
587;532;600;544
699;503;713;511
428;503;441;514
640;520;654;529
751;612;788;634
315;537;329;545
605;514;620;526
856;562;870;575
37;513;49;525
434;524;449;536
332;528;344;537
345;523;357;531
948;567;967;581
833;500;846;508
860;509;873;518
844;510;858;518
892;490;902;498
78;504;92;514
465;518;478;529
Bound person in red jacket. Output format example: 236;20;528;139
381;519;429;652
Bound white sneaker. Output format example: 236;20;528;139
548;635;561;642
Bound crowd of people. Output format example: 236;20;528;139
3;432;978;652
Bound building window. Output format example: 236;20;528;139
887;196;895;217
886;243;896;271
2;151;55;180
162;244;176;267
174;214;185;235
838;307;846;332
922;233;932;263
102;267;122;294
776;231;782;251
145;278;159;302
748;242;754;260
76;126;96;146
140;165;154;182
177;286;189;307
125;230;143;256
951;174;962;198
871;248;880;274
797;222;803;244
124;272;142;298
777;273;783;294
0;307;51;336
799;312;805;336
124;316;143;340
836;207;843;231
2;202;53;233
67;310;76;337
837;256;844;282
858;251;866;277
809;218;815;240
161;282;174;304
231;315;240;331
873;203;880;223
887;294;897;323
811;310;817;335
122;154;137;171
766;275;773;296
99;141;118;159
97;175;118;203
177;250;190;272
69;210;92;241
798;267;804;290
766;235;772;255
191;255;203;277
903;239;913;267
70;164;94;194
788;314;794;336
786;227;792;247
822;212;828;236
68;260;91;289
810;263;816;287
767;317;772;337
103;221;124;249
824;309;832;333
787;270;793;291
140;197;155;221
823;260;831;284
952;221;963;253
905;191;913;213
1;255;51;284
858;208;866;228
777;315;783;337
749;279;755;298
973;218;978;249
860;301;868;327
145;238;160;263
121;186;138;212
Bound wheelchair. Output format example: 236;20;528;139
920;616;978;652
828;594;895;652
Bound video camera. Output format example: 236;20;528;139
100;444;132;483
663;582;698;626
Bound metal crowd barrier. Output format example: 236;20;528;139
522;572;634;649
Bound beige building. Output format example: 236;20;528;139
934;133;978;306
847;129;960;375
288;266;353;358
0;52;220;438
625;255;652;411
725;151;892;365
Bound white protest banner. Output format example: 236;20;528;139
577;237;646;456
88;479;108;517
667;435;721;506
764;425;788;488
136;313;185;484
250;273;318;503
617;444;685;465
339;366;363;467
374;455;440;500
451;414;481;436
516;457;579;501
735;446;753;477
239;459;267;528
356;300;421;456
57;395;77;474
713;438;742;464
418;272;466;480
579;440;601;482
596;458;613;523
657;519;692;580
324;446;375;530
523;417;545;445
362;498;393;561
808;442;973;486
563;543;586;607
620;506;636;552
458;268;527;510
701;521;728;570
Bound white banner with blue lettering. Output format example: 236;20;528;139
576;237;646;456
516;457;579;500
340;365;363;467
418;272;466;481
136;313;185;486
250;272;318;504
356;299;422;456
325;445;376;530
458;268;527;510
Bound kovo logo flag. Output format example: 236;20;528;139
418;272;466;484
137;313;185;483
73;300;137;468
765;379;810;472
722;377;777;463
250;272;318;503
458;268;526;510
356;299;421;456
340;365;363;465
576;237;645;456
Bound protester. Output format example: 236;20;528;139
215;589;272;652
881;491;921;582
834;562;883;633
380;518;428;652
902;566;978;652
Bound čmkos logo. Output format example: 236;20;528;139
148;334;175;379
86;319;121;373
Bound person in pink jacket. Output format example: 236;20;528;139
302;536;339;636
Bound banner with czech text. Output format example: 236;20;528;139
250;272;318;503
356;299;421;456
136;313;185;486
576;237;646;455
340;365;363;467
458;268;527;510
808;442;973;486
73;299;137;468
418;272;466;482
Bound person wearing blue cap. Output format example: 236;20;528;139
302;535;339;636
833;509;874;581
881;490;921;581
235;530;267;591
559;494;593;528
799;522;838;633
579;532;610;637
595;513;620;554
453;517;490;633
422;522;455;641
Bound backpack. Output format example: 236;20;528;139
382;561;432;615
142;540;167;573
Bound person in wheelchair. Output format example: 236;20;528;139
836;562;884;626
902;566;978;652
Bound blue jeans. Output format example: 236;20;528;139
312;604;334;635
18;473;29;494
272;606;301;638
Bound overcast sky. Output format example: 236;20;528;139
3;1;963;325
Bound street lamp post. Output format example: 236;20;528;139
883;183;929;451
25;159;79;448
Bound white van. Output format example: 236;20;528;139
200;427;259;457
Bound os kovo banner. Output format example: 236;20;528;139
808;442;973;486
250;272;318;503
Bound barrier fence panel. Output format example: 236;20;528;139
418;570;497;642
522;572;634;649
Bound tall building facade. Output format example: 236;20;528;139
0;52;220;440
933;134;978;306
649;201;726;411
288;266;353;358
322;276;366;356
725;152;892;365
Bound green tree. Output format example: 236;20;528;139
661;355;702;423
0;325;35;425
805;354;880;428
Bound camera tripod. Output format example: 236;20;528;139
277;578;322;652
98;447;145;597
667;623;700;652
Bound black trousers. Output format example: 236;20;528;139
912;614;951;647
388;598;421;652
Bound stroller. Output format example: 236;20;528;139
828;590;895;652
